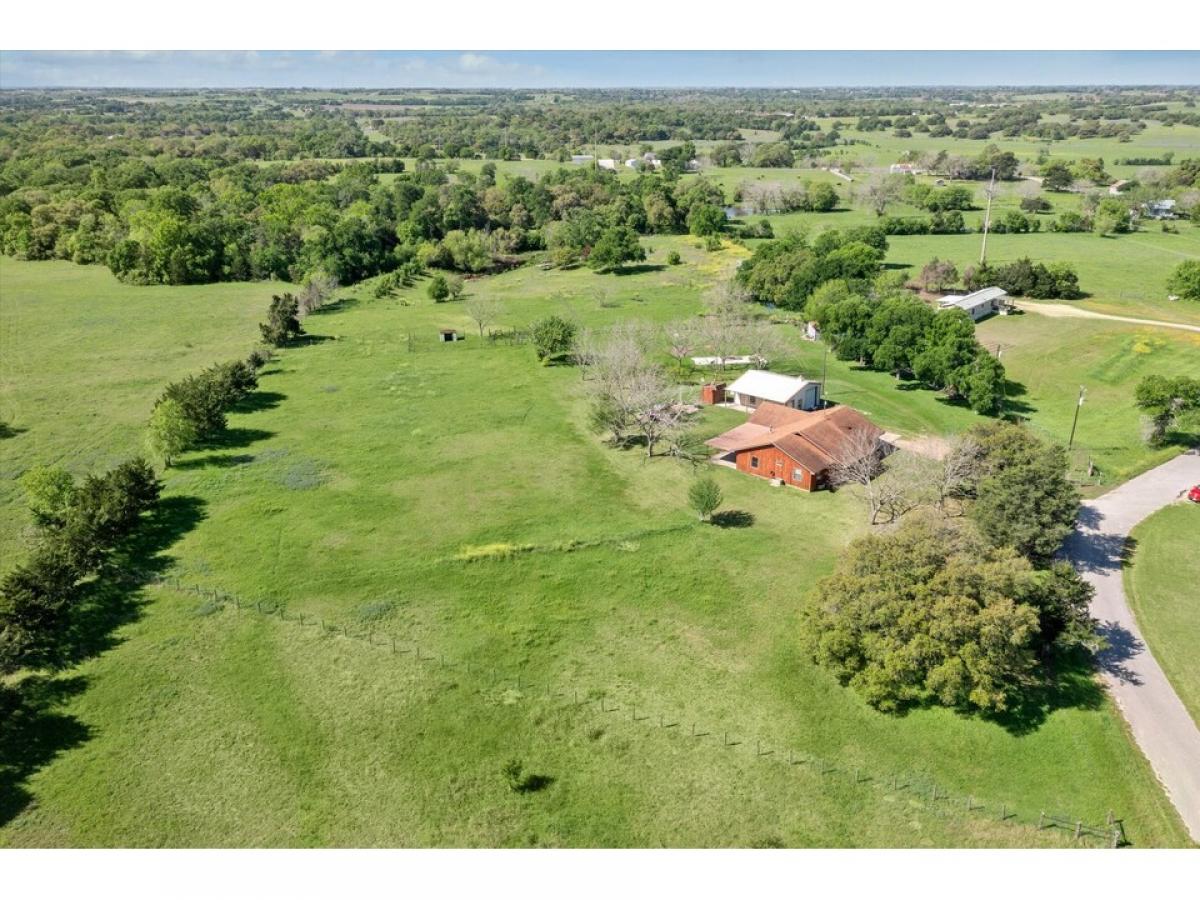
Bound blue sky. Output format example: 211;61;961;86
2;51;1198;89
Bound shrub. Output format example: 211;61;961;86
259;293;304;347
688;477;723;522
427;274;450;302
1167;260;1200;302
666;250;682;265
145;399;196;468
530;315;578;364
18;466;76;527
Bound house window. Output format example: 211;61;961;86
793;468;804;482
750;456;759;469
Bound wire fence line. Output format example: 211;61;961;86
115;565;1128;849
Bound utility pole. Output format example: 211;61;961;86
979;167;997;266
1067;385;1086;450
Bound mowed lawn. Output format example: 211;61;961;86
1;255;1191;847
1124;503;1200;728
975;314;1200;486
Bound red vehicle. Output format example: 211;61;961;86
1189;485;1200;504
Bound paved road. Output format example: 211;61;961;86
1062;449;1200;842
1018;301;1200;334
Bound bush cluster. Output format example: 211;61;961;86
146;355;263;466
965;257;1081;300
3;460;161;675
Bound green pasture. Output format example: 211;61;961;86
0;253;1192;847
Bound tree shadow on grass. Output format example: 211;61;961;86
0;422;28;440
612;264;667;276
0;494;207;827
309;296;359;315
711;509;755;528
514;773;555;794
0;675;91;828
232;391;286;414
1162;427;1200;450
292;334;335;347
173;453;256;470
197;427;275;452
980;647;1107;737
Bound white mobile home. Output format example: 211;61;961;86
938;287;1009;322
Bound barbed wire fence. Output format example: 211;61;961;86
113;565;1128;849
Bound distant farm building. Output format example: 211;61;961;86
597;159;619;171
937;287;1009;322
889;163;922;175
438;329;461;343
1142;199;1178;220
725;369;823;412
705;403;887;491
625;153;662;170
571;154;595;164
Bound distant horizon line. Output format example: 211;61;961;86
6;83;1199;91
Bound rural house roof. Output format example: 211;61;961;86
705;402;884;473
726;370;814;404
940;286;1007;312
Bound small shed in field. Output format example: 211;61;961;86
438;329;461;343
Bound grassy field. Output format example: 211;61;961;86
887;229;1200;325
1124;503;1200;728
976;314;1200;486
0;260;291;559
0;253;1192;847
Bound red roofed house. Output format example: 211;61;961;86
705;401;887;491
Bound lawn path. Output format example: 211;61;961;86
1018;302;1200;334
1063;449;1200;842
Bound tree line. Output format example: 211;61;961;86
2;460;161;702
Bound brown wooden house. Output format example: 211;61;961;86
705;402;886;491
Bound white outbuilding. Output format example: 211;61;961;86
725;369;822;412
938;287;1009;322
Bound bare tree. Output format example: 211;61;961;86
663;320;696;375
919;258;959;293
582;322;660;445
859;173;907;217
299;272;339;316
829;427;888;523
934;436;983;514
875;452;940;523
695;281;754;375
738;319;788;367
465;293;502;339
627;369;691;457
